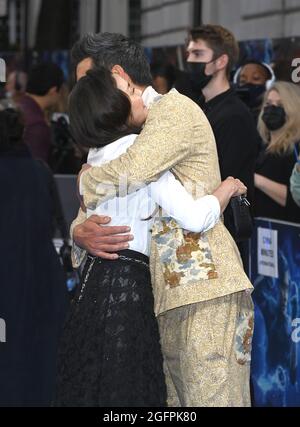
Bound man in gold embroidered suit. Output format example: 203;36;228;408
70;32;254;407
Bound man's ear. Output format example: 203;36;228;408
216;54;229;72
76;57;94;81
111;64;132;84
48;86;58;96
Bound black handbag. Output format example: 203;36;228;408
229;195;253;242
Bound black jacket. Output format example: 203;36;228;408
202;88;260;238
0;145;68;406
255;147;300;223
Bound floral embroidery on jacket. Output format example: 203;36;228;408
235;311;254;365
152;218;218;289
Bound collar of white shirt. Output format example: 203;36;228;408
142;86;162;108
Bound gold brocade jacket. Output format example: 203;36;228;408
72;90;253;316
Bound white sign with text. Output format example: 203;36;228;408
257;227;278;278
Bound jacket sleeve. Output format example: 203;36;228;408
70;208;87;268
149;171;220;233
81;93;195;210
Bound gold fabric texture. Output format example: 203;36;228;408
70;89;254;407
158;291;254;407
70;208;87;269
73;90;253;315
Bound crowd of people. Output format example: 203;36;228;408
1;24;300;407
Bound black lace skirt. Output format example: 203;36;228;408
53;250;166;407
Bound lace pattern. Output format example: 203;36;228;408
54;254;167;407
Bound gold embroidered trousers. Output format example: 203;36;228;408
158;290;254;407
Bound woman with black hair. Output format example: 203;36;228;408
0;108;68;407
54;67;247;407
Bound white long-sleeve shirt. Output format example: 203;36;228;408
83;134;220;256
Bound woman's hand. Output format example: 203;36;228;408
229;177;248;197
219;176;247;197
213;177;247;213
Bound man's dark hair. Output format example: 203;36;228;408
189;25;240;79
71;32;152;86
69;67;137;149
26;63;64;96
0;108;24;152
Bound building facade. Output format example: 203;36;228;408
2;0;300;51
140;0;201;47
202;0;300;41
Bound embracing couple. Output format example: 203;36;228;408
54;32;254;407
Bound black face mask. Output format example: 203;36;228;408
186;61;215;92
236;83;266;109
262;105;286;131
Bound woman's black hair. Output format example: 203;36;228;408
0;108;24;152
69;67;137;148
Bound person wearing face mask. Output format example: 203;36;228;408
254;82;300;222
234;61;276;123
186;25;260;268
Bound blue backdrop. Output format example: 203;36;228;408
250;218;300;407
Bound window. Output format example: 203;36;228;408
129;0;141;41
193;0;202;27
